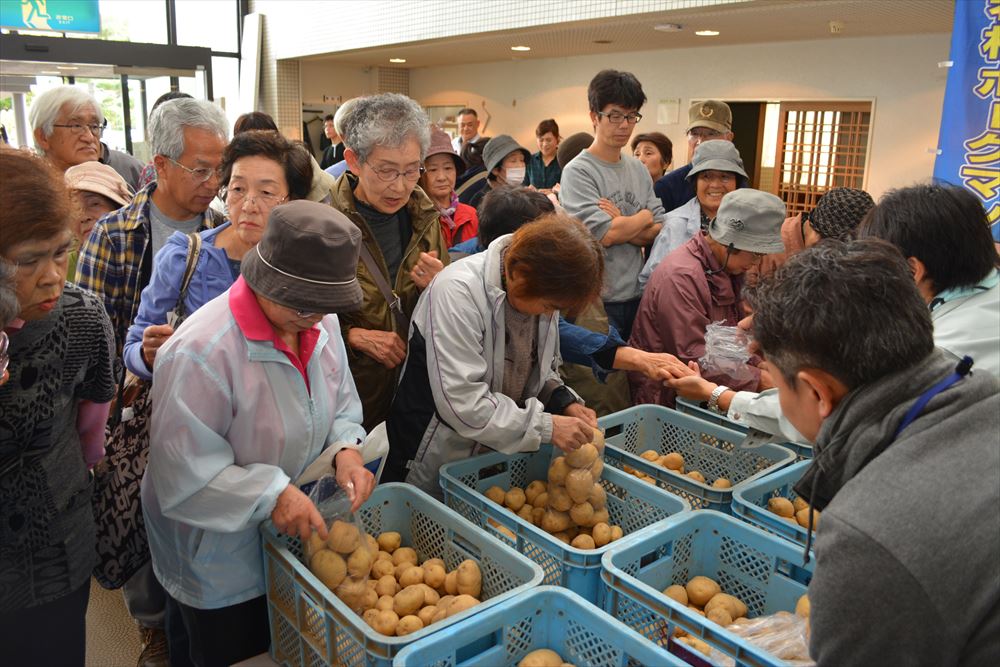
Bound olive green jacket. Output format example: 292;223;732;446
329;173;449;430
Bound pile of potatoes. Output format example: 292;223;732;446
517;648;576;667
623;450;733;489
306;522;485;637
766;496;820;531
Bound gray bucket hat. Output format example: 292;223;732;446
483;134;530;175
241;200;364;313
686;140;748;180
708;189;786;254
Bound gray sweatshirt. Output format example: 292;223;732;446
559;151;665;303
796;349;1000;666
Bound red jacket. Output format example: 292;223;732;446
628;233;760;406
440;203;479;247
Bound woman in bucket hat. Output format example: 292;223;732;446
142;200;375;666
420;126;479;247
629;189;785;407
465;134;531;210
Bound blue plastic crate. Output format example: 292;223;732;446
732;460;815;548
676;397;814;461
439;444;690;604
262;483;544;667
602;511;813;667
393;586;686;667
599;405;796;512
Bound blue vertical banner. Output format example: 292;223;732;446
934;0;1000;225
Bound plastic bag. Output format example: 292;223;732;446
302;474;378;614
672;611;814;667
699;322;756;384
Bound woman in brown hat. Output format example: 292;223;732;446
420;126;479;247
143;200;375;666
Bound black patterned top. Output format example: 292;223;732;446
0;284;116;610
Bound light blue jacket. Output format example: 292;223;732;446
123;224;237;380
639;197;701;290
142;288;365;609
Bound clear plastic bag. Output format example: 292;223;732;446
699;322;756;384
302;474;378;614
674;611;814;667
540;427;615;548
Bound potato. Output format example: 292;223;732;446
362;608;380;627
396;614;424;636
359;587;378;611
551;531;571;544
532;506;546;526
534;492;550;510
375;574;399;597
367;579;378;591
569;501;594;526
590;427;605;451
394;561;416;580
310;550;347;590
365;532;379;552
376;531;401;553
417;583;440;606
423;563;446;590
444;570;459;595
659;452;683;470
590;457;604;480
705;593;747;619
640;449;660;462
795;594;810;618
517;505;534;522
592;522;612;547
686;576;721;607
400;565;426;587
446;594;479;617
505;487;527;511
565;469;594;504
610;525;624;541
326;520;362;554
687;471;706;484
796;507;819;529
678;635;711;656
518;648;563;667
590;507;609;527
305;532;327;562
417;605;438;627
392;547;418;566
372;609;399;636
588;484;607;509
567;443;599;468
335;576;368;610
663;584;688;606
687;605;705;616
767;497;795;518
375;594;395;611
525;480;547;505
707;607;733;626
393;584;425;617
548;457;570;485
541;509;572;534
371;558;395;579
485;486;506;505
547;486;573;512
712;478;732;489
456;559;482;598
571;534;596;550
792;497;808;513
347;546;374;578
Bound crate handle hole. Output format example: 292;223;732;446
605;424;624;438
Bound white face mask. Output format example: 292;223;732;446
505;166;526;184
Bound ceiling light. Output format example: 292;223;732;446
510;45;531;52
389;58;406;63
57;65;79;70
695;30;720;36
41;70;61;75
654;23;683;32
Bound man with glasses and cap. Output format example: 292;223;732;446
629;189;785;407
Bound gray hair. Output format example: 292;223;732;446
0;259;19;328
28;85;104;149
344;93;430;164
334;97;363;144
148;98;229;160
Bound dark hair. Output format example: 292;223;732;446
457;108;478;118
747;239;934;390
323;114;334;122
631;132;673;167
587;69;646;114
506;213;605;315
150;91;192;115
477;185;555;247
535;119;559;139
219;130;314;201
234;111;278;134
858;184;999;294
557;132;593;168
0;146;72;255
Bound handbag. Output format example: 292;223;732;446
92;232;202;589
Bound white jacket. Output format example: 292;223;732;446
639;196;701;290
930;270;1000;377
142;288;365;609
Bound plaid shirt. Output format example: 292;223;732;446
75;181;225;354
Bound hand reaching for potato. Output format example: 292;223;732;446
550;414;593;452
272;485;327;542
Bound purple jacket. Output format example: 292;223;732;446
628;233;760;405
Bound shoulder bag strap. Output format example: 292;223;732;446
171;232;203;322
357;242;407;333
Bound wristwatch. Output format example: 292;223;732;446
707;385;730;413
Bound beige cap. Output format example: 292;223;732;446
687;100;733;134
64;161;133;207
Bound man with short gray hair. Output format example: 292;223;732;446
75;96;228;667
330;92;449;431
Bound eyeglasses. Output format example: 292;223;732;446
0;331;9;378
167;157;223;184
52;120;108;137
368;164;425;183
687;128;724;141
597;111;643;125
223;186;287;209
295;309;317;319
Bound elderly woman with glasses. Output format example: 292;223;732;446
123;130;313;380
0;147;117;665
142;201;374;666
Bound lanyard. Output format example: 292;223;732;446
892;356;974;440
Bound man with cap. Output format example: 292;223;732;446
64;161;134;279
629;189;785;406
654;100;734;215
463;134;530;210
143;200;375;667
420;126;479;246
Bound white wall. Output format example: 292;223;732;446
300;61;376;105
406;33;949;199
